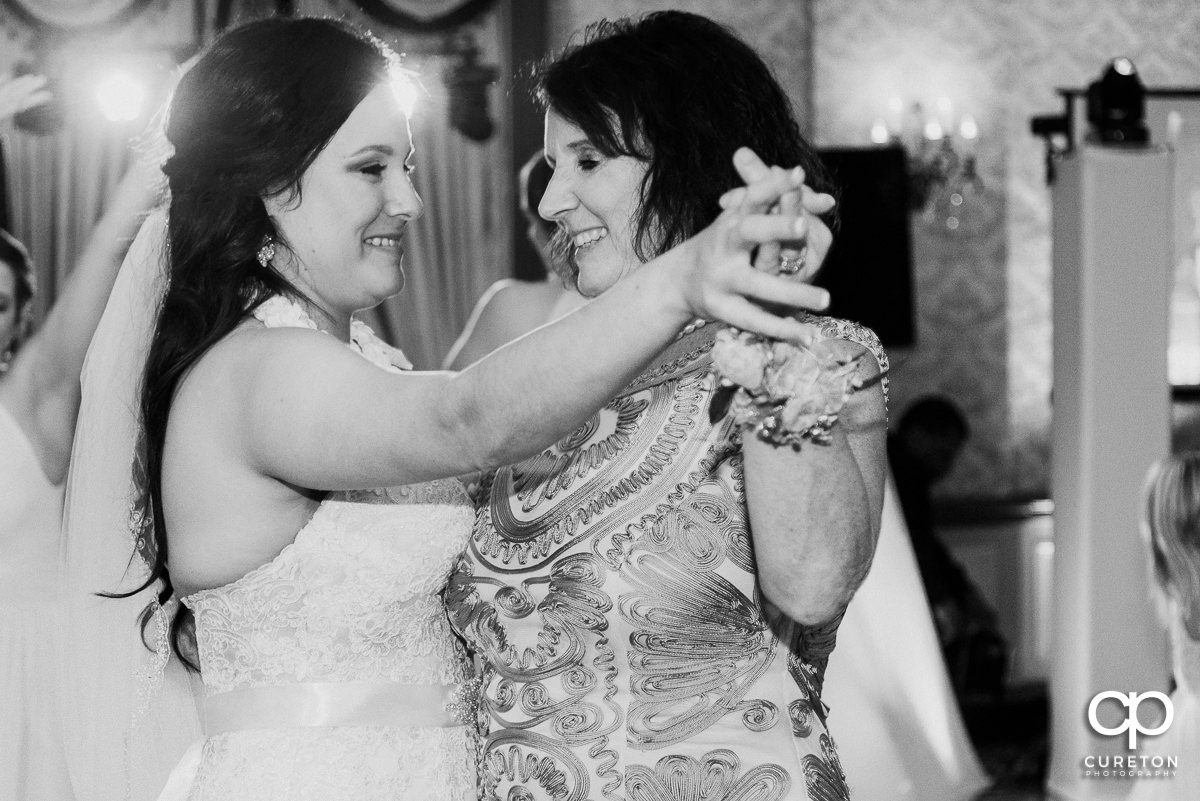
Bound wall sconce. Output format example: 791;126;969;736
871;96;982;222
443;32;498;142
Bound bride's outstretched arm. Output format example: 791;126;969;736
200;150;830;491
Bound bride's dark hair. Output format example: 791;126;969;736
124;16;396;666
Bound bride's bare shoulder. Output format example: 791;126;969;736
187;321;345;386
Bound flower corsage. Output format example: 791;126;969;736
710;327;865;448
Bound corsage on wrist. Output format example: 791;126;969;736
710;327;864;448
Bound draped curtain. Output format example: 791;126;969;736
3;118;135;325
2;0;514;370
360;5;513;369
0;0;194;324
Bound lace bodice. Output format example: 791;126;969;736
183;483;473;694
162;296;479;801
182;295;472;693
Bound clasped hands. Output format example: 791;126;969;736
676;147;834;346
721;147;833;283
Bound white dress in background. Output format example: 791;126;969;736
0;402;74;800
1127;611;1200;801
822;472;991;801
157;297;479;800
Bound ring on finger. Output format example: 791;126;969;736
778;246;807;275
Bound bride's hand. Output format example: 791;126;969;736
667;148;832;343
719;162;835;282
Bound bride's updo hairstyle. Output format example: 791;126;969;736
131;17;397;663
534;10;833;286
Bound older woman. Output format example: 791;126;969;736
61;16;836;800
446;12;889;801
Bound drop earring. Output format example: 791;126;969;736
256;237;276;268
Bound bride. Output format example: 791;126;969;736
61;16;835;801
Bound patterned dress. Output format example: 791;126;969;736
447;318;887;801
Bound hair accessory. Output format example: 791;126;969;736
256;237;276;268
777;246;807;275
710;326;866;448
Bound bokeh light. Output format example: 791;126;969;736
95;68;147;122
389;66;419;118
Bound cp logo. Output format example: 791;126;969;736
1088;691;1173;749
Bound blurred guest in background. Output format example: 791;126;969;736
0;100;160;798
1129;452;1200;800
442;149;579;370
888;395;1008;697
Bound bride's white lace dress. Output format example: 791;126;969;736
162;296;479;800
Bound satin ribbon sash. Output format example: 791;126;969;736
156;681;465;801
202;680;461;735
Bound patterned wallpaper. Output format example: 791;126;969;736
814;0;1200;498
554;0;1200;499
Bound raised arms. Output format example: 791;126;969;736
0;157;161;483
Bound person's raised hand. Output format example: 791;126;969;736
0;73;51;123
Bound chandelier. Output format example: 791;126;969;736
871;96;982;227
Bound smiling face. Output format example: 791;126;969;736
264;83;423;324
539;109;650;298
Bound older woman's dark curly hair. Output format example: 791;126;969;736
534;10;835;283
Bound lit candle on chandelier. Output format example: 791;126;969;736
887;95;904;138
870;118;891;144
959;114;979;154
936;95;954;132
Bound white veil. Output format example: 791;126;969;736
60;208;203;801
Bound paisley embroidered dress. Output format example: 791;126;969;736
163;297;478;800
447;317;888;801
